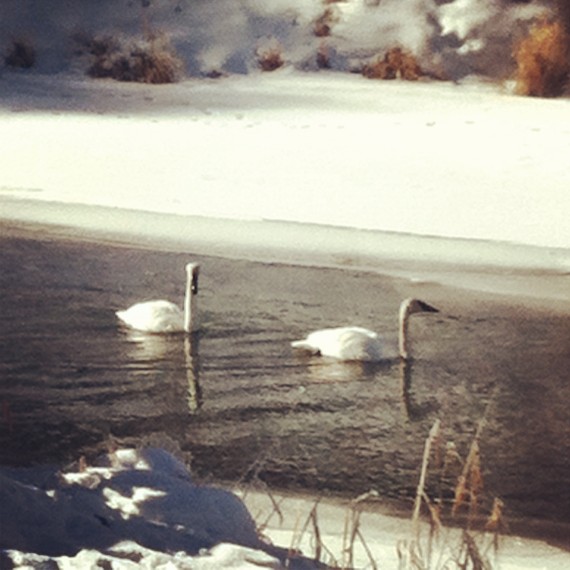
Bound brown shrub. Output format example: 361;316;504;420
256;41;284;72
362;47;423;80
513;18;570;97
86;33;184;84
313;7;339;38
5;40;35;69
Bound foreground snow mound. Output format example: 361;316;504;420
4;542;287;570
0;448;323;569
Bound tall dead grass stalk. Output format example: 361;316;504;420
399;419;505;570
342;491;379;570
289;498;338;566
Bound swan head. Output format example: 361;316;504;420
186;263;200;295
401;298;439;316
398;298;439;360
183;263;201;333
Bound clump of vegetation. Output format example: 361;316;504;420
247;418;506;570
513;18;569;97
314;6;340;38
4;39;35;69
398;419;506;570
82;33;184;84
362;47;424;80
256;39;285;72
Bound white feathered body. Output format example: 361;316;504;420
291;326;383;361
116;300;184;333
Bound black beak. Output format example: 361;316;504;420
191;271;199;295
419;301;439;313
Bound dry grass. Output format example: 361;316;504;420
513;18;570;97
362;47;423;81
83;33;184;84
243;419;505;569
4;39;35;69
398;419;505;570
282;491;380;569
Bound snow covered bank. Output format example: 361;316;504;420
0;71;569;251
2;448;570;570
0;448;320;569
0;0;557;80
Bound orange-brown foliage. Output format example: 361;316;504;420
362;47;423;81
513;18;570;97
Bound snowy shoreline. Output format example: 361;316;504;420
2;198;570;309
3;447;570;570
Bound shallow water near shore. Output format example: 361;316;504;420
1;230;570;546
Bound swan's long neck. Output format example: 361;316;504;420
398;301;412;360
184;263;200;333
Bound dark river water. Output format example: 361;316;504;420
1;230;570;544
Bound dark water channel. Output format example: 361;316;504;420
1;231;570;544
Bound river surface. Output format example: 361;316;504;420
1;229;570;544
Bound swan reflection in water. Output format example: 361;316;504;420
122;329;203;415
301;355;387;383
296;353;435;422
292;298;441;421
117;261;203;414
184;335;202;413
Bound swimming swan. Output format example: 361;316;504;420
291;298;438;361
116;263;200;333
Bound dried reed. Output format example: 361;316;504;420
399;419;505;570
342;491;379;570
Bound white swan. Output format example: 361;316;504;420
291;298;438;361
116;263;200;333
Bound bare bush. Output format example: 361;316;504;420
5;39;35;69
84;33;184;84
513;18;569;97
313;7;340;38
362;47;423;80
256;40;284;72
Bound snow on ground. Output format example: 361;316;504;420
0;70;569;253
2;448;570;570
0;448;319;569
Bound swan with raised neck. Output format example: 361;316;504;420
291;298;438;362
116;263;200;334
398;298;438;360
